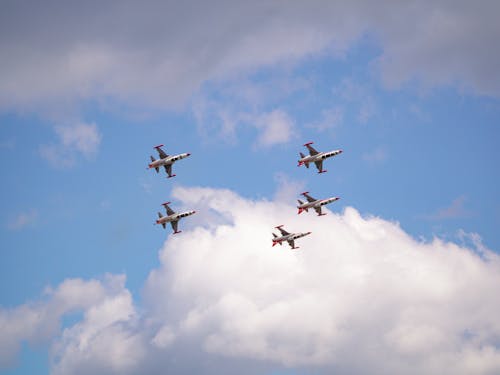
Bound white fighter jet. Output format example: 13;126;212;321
272;225;311;250
297;142;342;173
148;144;191;178
155;202;196;234
297;191;340;216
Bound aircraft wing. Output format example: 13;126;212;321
277;226;290;236
287;239;295;249
303;192;316;202
164;164;173;178
306;144;319;156
170;220;179;233
162;202;175;216
314;160;323;172
155;146;168;159
161;222;166;229
314;206;323;215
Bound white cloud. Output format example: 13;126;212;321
141;186;500;374
7;209;38;230
253;109;295;147
2;186;500;374
50;286;143;375
0;275;126;368
192;95;296;147
40;122;102;167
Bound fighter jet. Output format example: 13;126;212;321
272;225;311;250
155;202;196;234
297;142;342;173
297;192;340;216
148;144;191;178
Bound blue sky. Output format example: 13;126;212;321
1;2;500;374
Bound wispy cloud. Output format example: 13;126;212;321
306;107;343;132
40;122;102;168
7;210;38;230
253;109;296;148
333;78;377;124
425;195;472;220
362;146;388;164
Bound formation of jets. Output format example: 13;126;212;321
275;142;343;249
147;141;343;248
148;145;196;234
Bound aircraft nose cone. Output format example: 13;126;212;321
187;153;191;156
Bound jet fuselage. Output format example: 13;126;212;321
156;210;196;225
149;152;191;169
298;197;339;214
298;149;342;166
272;231;311;246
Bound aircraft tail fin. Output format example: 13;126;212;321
150;156;160;173
297;200;308;214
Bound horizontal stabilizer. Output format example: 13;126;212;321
303;142;314;146
154;144;164;149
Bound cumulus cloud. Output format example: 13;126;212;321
142;186;500;374
2;186;500;374
0;275;127;368
39;122;102;167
